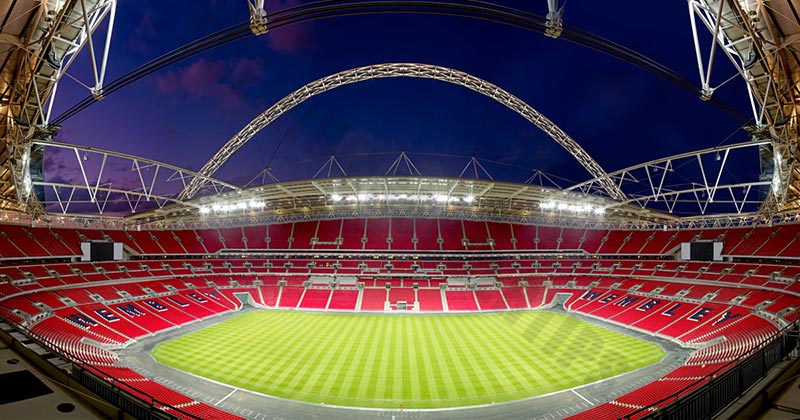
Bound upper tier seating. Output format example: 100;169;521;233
0;220;797;259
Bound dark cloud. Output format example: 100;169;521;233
263;0;315;54
153;58;265;109
127;9;157;54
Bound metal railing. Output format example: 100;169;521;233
1;300;798;420
626;320;799;420
0;304;203;420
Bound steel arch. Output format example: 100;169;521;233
180;63;625;201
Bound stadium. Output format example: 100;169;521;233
0;1;799;420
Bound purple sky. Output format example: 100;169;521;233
42;1;757;215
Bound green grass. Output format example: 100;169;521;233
152;311;664;408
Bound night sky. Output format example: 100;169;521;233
43;1;757;214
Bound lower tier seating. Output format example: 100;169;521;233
2;256;796;420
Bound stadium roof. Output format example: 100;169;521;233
1;1;800;229
0;0;115;214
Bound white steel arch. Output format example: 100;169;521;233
180;63;625;201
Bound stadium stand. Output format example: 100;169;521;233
219;227;246;249
414;218;440;251
328;289;359;310
462;220;490;250
501;287;528;308
298;288;331;309
174;230;207;253
512;224;535;250
474;289;507;310
487;222;515;250
537;225;560;250
267;224;292;250
242;225;267;249
277;286;304;308
388;287;415;305
339;219;365;250
1;219;799;420
439;219;464;250
444;289;478;311
6;219;799;258
129;230;166;254
417;288;444;311
596;230;629;255
360;288;388;311
364;218;390;250
292;221;316;250
314;220;342;250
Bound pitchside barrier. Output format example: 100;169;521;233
1;302;798;420
72;370;174;420
629;320;799;420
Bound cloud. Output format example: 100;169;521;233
43;147;68;171
263;0;314;54
43;148;83;185
231;58;263;85
128;9;157;54
53;126;73;143
153;58;265;109
163;127;177;137
134;10;157;38
154;71;181;95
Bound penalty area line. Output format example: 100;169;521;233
571;389;594;406
216;388;239;406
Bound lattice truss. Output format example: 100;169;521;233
2;2;798;227
32;141;238;217
568;140;772;216
179;63;626;202
688;0;800;214
0;0;117;215
12;61;793;226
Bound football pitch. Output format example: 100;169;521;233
152;310;664;408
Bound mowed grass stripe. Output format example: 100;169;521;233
232;315;277;387
394;317;406;401
153;311;665;408
484;313;556;393
250;313;322;395
331;313;371;399
423;316;460;402
283;316;349;399
354;316;383;402
471;314;575;399
431;315;477;402
445;317;489;397
483;314;545;393
468;316;523;396
320;314;369;398
296;315;350;398
527;317;589;389
466;315;536;397
250;312;323;395
371;316;392;401
415;317;439;402
405;316;422;402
